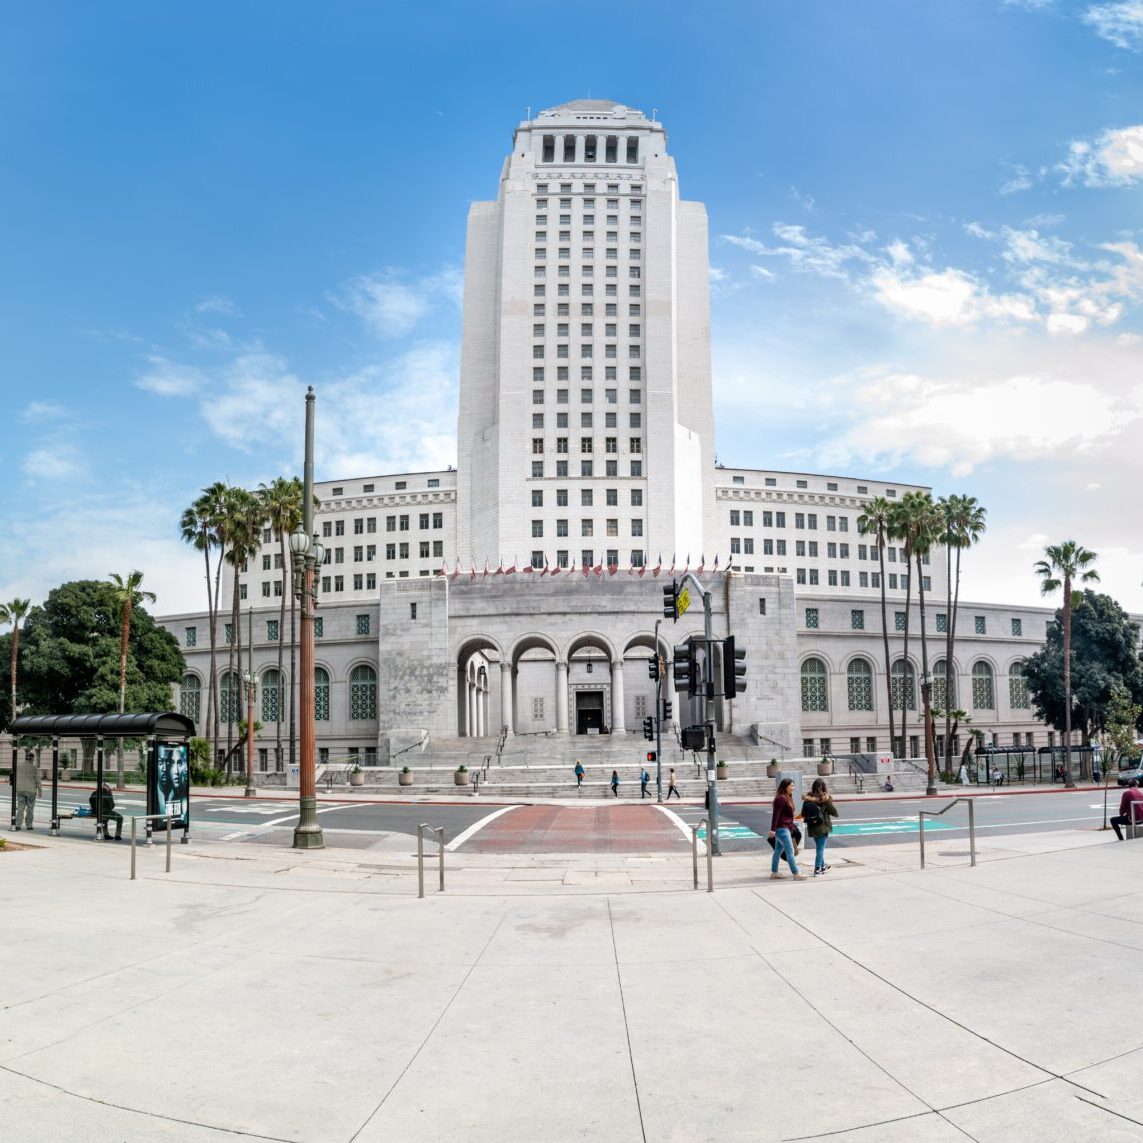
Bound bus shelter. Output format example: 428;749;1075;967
9;712;195;840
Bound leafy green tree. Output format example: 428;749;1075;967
1099;687;1142;828
108;571;157;789
858;497;896;753
1021;589;1142;767
939;495;986;776
1034;542;1101;785
0;598;32;730
9;581;183;732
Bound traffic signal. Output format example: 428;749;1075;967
642;716;654;741
682;725;706;752
663;580;679;621
723;635;747;698
673;641;698;698
648;655;659;682
662;700;673;721
646;751;656;763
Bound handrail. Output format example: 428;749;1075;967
129;813;178;880
847;763;865;794
918;797;976;869
417;822;446;898
691;818;713;892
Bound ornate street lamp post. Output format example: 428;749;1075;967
289;387;325;849
243;606;257;798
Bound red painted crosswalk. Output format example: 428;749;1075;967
460;804;688;853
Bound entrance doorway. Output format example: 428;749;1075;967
575;690;605;735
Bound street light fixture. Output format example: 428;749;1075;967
290;387;325;850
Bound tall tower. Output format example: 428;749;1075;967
455;100;716;570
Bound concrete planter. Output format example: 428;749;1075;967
349;771;365;787
766;764;780;778
716;764;729;780
817;761;833;776
454;771;470;786
398;771;413;787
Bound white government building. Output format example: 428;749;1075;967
160;100;1061;772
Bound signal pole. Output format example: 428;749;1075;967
653;618;662;801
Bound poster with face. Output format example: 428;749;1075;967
150;742;190;829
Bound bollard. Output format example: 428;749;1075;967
968;799;977;867
436;826;445;893
417;823;426;899
131;817;138;880
166;818;172;873
691;819;713;892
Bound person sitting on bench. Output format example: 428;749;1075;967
1111;780;1143;841
89;783;123;841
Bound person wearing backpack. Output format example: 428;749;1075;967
640;766;650;798
802;777;839;875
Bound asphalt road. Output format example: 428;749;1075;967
677;788;1121;853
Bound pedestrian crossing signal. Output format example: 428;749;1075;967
642;716;654;741
646;751;656;763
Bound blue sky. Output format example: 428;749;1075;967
3;0;1142;615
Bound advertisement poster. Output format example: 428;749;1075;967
150;742;190;831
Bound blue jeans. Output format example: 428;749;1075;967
813;834;828;870
771;828;799;874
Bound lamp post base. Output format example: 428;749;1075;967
292;795;324;849
244;784;257;798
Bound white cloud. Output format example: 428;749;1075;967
1083;2;1143;49
198;352;307;451
135;355;206;397
194;296;242;317
335;267;462;338
1045;312;1091;334
23;446;83;480
722;226;872;280
1058;125;1143;186
871;266;1038;327
19;401;67;422
999;163;1034;194
1004;0;1054;9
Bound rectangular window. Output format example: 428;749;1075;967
894;611;906;631
851;610;864;630
356;614;370;636
185;627;197;647
1011;617;1022;637
267;620;279;641
805;607;819;629
975;615;986;635
936;612;948;633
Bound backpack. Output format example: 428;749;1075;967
801;798;824;828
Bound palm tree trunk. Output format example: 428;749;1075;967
917;553;936;792
226;564;239;766
9;624;19;725
943;537;953;775
1063;576;1075;788
212;549;225;759
901;546;912;761
117;599;131;790
950;546;963;767
202;534;216;763
276;534;287;770
878;535;895;754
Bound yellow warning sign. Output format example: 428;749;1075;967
677;586;691;617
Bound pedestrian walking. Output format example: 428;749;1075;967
610;769;620;797
801;777;839;875
574;760;585;788
1111;779;1143;841
958;762;969;786
666;767;681;799
640;766;650;798
13;753;42;831
768;778;805;880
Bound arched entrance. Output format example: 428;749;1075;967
455;635;503;738
510;633;561;736
566;632;623;736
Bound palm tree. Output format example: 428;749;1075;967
906;494;943;793
259;477;305;772
0;598;31;728
939;495;986;777
888;493;926;761
858;497;896;755
179;481;230;759
108;571;157;790
221;488;267;769
1034;541;1100;787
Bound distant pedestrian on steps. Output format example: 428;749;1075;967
610;769;620;797
667;768;681;799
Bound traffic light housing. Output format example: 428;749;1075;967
673;641;698;698
682;725;706;752
723;635;747;698
662;700;672;721
662;580;679;621
646;751;656;763
642;716;654;741
648;655;659;682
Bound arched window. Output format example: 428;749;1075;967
261;669;281;723
349;664;377;721
1008;662;1030;710
933;659;955;711
891;660;916;711
972;661;995;710
180;674;201;724
314;667;330;722
846;658;874;711
801;658;829;712
219;671;241;725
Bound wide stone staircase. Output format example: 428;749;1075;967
315;732;947;800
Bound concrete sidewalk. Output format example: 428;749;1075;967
3;826;1142;1141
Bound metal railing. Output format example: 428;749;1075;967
417;822;446;898
691;818;713;893
919;797;976;869
129;814;178;880
847;762;865;793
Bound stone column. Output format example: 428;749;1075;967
500;662;514;736
555;661;569;734
611;657;626;734
476;681;485;737
467;683;476;739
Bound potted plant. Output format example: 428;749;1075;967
349;763;365;787
766;758;780;778
716;760;729;780
454;764;470;786
398;765;413;787
817;755;833;776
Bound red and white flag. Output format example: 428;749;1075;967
712;554;720;574
470;562;478;581
669;554;676;576
541;559;550;577
653;554;662;577
696;554;705;575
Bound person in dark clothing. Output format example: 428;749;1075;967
1111;779;1143;841
90;783;123;841
640;767;650;798
802;777;839;875
574;760;585;788
610;769;620;797
768;778;805;880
